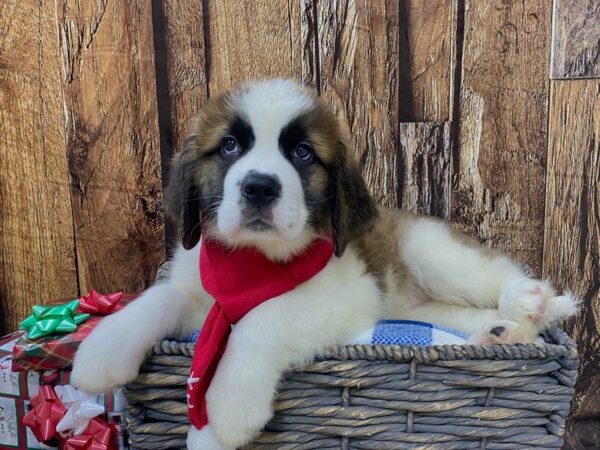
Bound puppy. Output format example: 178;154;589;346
72;79;577;449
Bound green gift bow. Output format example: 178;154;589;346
19;300;90;340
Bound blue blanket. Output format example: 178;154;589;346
184;320;467;347
347;320;468;346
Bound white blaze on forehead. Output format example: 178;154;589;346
236;79;314;137
216;79;313;249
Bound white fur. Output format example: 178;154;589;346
400;218;525;308
396;217;577;344
202;246;380;449
72;79;579;449
71;246;210;394
187;426;230;450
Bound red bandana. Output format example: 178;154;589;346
187;237;334;429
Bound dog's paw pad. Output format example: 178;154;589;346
468;320;516;346
489;325;508;339
468;320;541;345
529;286;543;296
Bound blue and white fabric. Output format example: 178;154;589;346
183;320;467;347
347;320;468;346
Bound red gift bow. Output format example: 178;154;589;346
22;385;67;442
63;417;117;450
77;290;124;315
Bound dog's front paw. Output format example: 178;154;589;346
499;278;578;327
187;425;233;450
71;315;147;393
206;371;273;449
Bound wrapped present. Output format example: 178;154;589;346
0;325;127;449
18;383;120;450
42;371;127;450
0;397;46;449
1;338;40;400
0;337;44;449
12;318;102;372
0;331;24;357
12;293;137;372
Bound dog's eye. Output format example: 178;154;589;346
221;136;240;156
294;143;313;162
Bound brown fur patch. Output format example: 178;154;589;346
191;91;244;153
354;207;413;294
304;164;331;233
300;100;348;166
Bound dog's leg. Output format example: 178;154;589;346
400;218;578;341
398;303;540;344
186;249;380;450
398;303;503;335
187;426;229;450
72;245;210;393
71;282;207;393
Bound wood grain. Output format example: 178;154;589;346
0;0;78;331
152;0;208;248
300;0;319;89
0;3;598;447
57;0;165;293
206;0;302;94
551;0;600;79
153;0;208;157
399;0;451;121
451;0;551;273
398;122;451;218
544;80;600;449
316;0;400;208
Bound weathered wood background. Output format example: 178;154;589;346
0;1;598;448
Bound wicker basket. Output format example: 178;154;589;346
125;326;578;449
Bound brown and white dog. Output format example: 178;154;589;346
72;79;577;449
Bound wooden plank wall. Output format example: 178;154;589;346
0;1;79;332
0;1;598;447
0;0;166;329
58;0;165;294
547;2;600;447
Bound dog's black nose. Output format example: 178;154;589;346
241;173;281;209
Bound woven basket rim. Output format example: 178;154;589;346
152;325;577;364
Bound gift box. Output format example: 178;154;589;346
12;293;137;372
55;371;127;419
12;318;103;373
1;291;132;449
19;375;127;450
0;397;46;449
0;332;23;358
0;336;43;449
1;337;40;401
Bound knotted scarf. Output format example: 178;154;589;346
187;237;334;429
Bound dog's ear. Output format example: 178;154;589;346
163;136;202;250
330;149;377;257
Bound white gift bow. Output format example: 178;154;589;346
55;385;105;435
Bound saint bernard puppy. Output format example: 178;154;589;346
72;79;578;450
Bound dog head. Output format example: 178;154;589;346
164;79;377;260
